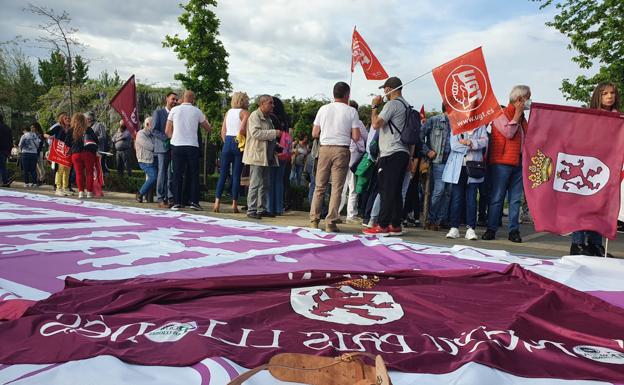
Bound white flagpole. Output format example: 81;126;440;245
605;238;609;258
375;69;433;98
349;26;355;103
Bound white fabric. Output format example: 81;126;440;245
225;108;242;137
167;103;206;147
339;170;358;219
313;102;359;146
349;119;368;165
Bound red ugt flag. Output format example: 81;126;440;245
47;138;72;168
110;75;139;135
432;47;502;135
523;103;624;239
351;28;388;80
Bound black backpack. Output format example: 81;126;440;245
388;98;422;150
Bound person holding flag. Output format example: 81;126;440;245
420;102;452;231
363;77;412;236
482;85;532;243
569;82;620;257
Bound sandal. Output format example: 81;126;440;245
228;352;391;385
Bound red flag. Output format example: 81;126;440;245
419;105;426;124
110;75;139;135
523;103;624;239
47;138;72;168
432;47;502;135
351;28;388;80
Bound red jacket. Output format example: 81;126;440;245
489;104;527;166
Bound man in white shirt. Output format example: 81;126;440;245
165;90;211;211
309;82;361;232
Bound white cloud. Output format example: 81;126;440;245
1;1;588;110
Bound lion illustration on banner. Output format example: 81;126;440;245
290;285;404;326
553;153;610;196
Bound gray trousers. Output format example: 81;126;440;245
247;165;269;214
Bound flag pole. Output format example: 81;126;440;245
349;26;355;103
605;238;609;258
376;69;433;98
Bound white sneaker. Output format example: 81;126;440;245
465;227;478;240
78;191;84;199
55;189;64;196
86;191;93;199
446;227;460;239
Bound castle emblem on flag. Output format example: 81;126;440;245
553;153;609;195
528;149;553;188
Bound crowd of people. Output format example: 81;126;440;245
0;78;620;257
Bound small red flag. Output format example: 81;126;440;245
432;47;502;135
47;138;72;168
523;103;624;239
420;105;426;124
110;75;139;135
351;28;388;80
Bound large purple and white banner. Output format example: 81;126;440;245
0;190;623;385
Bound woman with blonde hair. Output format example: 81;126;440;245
70;113;99;199
213;91;250;213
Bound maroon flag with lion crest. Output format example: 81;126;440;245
110;75;139;135
523;103;624;239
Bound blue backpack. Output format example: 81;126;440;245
388;98;422;150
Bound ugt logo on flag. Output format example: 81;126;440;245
432;47;502;135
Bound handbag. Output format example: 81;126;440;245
465;160;486;179
228;352;391;385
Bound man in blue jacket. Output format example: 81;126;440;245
420;103;451;231
151;92;178;208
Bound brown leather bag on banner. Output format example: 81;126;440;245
227;352;392;385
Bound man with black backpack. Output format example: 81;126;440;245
364;76;420;236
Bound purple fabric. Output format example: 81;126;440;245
1;266;623;382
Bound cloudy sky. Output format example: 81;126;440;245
2;0;589;110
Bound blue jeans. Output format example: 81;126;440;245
215;136;243;201
449;167;478;229
21;153;38;185
0;153;9;184
139;162;157;196
487;164;523;232
155;152;173;202
268;161;286;214
290;164;303;186
571;231;602;246
428;162;451;224
171;145;200;205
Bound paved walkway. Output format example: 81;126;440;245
5;184;623;260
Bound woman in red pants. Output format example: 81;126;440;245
70;113;99;199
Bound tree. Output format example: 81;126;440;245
26;4;82;114
38;50;66;90
534;0;624;103
0;41;43;131
72;55;89;85
163;0;230;113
